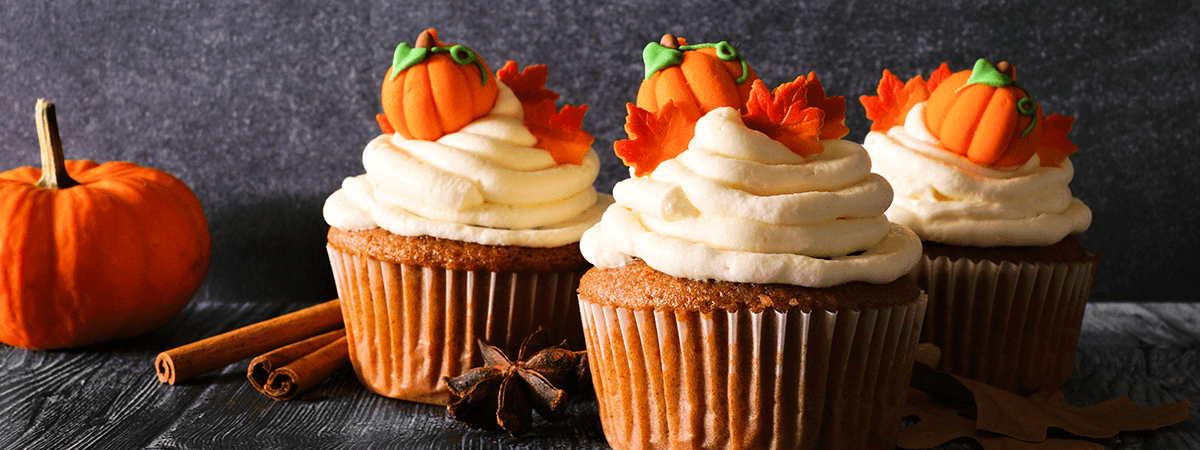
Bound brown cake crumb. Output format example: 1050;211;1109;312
578;258;921;313
327;227;591;273
922;234;1100;264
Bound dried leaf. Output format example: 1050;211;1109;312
964;374;1191;441
903;389;1106;450
900;390;977;448
614;101;695;177
903;360;1191;449
1037;113;1077;167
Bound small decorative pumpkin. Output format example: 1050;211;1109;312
636;34;759;122
0;100;211;350
923;59;1043;167
378;29;499;141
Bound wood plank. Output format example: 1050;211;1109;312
1;301;1198;449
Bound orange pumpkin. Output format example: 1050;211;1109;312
924;59;1043;167
379;29;498;141
0;100;211;350
636;34;759;122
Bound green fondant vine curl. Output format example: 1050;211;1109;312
964;58;1038;137
390;42;490;86
641;40;750;83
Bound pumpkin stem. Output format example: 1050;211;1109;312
35;99;79;190
996;61;1015;79
659;34;680;50
415;30;436;51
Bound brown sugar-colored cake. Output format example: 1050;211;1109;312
578;261;924;449
323;29;609;405
576;35;926;450
861;58;1099;394
327;229;591;404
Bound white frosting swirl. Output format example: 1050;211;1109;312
862;103;1091;247
324;81;611;247
581;107;922;287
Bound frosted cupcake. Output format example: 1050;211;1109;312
577;35;926;450
323;29;610;405
861;58;1099;394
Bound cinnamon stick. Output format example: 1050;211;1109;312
261;334;350;401
155;299;343;384
248;328;346;393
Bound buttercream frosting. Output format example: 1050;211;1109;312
581;107;922;287
863;103;1091;247
324;81;611;247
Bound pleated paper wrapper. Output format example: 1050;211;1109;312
579;294;927;450
327;245;585;405
914;255;1099;394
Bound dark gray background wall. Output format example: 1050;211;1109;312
2;1;1196;302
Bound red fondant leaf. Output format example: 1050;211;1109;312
861;63;950;133
496;61;560;105
524;100;594;165
741;77;824;158
377;113;395;135
800;72;849;140
1037;114;1077;167
927;62;952;92
614;101;695;177
496;61;592;165
861;69;932;132
860;69;907;132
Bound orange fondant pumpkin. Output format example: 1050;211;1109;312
0;101;211;350
924;59;1043;167
379;29;498;141
636;34;759;122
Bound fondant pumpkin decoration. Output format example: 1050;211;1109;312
923;59;1043;167
0;100;211;350
616;72;850;176
636;34;759;122
861;58;1078;168
377;29;498;141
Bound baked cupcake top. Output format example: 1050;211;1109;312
324;29;611;247
860;59;1091;247
580;35;922;288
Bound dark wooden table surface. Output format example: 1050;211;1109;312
2;301;1197;450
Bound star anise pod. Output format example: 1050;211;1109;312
444;328;590;436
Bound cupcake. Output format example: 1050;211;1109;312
577;35;926;450
323;29;611;405
860;59;1099;394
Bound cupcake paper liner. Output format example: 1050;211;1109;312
579;295;926;450
915;255;1099;394
327;245;585;405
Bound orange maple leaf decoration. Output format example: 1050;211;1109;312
862;62;1083;169
614;101;695;177
496;61;560;105
496;61;593;165
1038;114;1078;167
741;73;849;158
860;62;951;133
